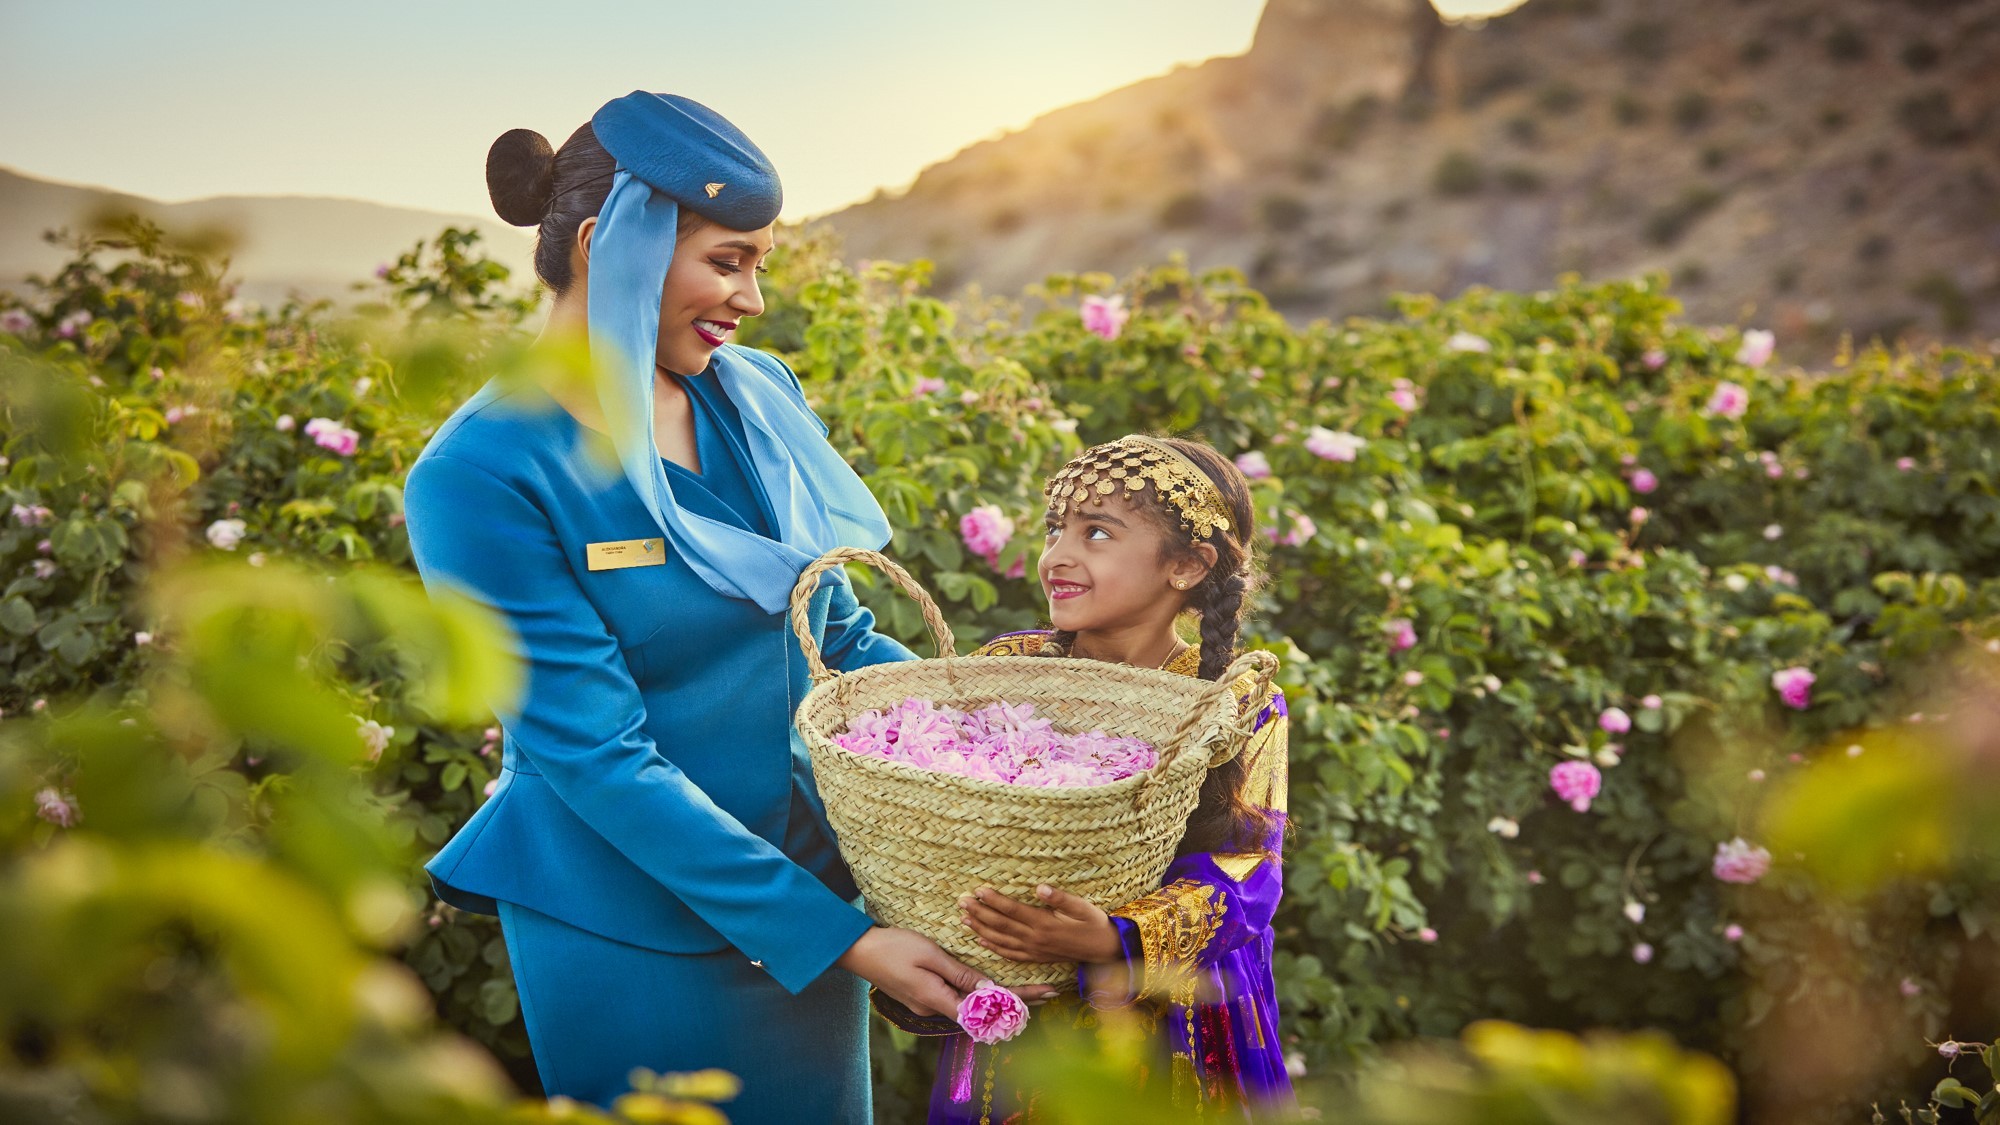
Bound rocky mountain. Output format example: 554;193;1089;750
820;0;2000;352
0;165;533;307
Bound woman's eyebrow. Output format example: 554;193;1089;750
714;239;769;256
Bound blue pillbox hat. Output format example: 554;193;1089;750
590;92;783;229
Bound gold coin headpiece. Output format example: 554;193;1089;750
1044;435;1233;541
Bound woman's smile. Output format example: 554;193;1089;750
693;317;737;347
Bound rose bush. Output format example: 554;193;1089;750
3;219;1996;1123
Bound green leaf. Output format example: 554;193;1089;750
0;596;35;636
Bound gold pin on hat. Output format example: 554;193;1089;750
704;182;726;198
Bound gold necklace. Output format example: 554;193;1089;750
1072;636;1187;670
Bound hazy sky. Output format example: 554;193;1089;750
1;0;1522;222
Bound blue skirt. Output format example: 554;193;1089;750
498;900;870;1123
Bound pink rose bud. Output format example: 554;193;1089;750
1632;942;1654;964
1630;507;1649;525
1630;468;1658;494
1723;924;1744;942
1386;618;1417;652
1417;927;1439;943
1235;451;1272;480
1712;837;1772;884
957;981;1030;1044
1598;707;1632;734
1401;670;1424;687
1641;694;1662;710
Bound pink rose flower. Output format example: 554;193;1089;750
1896;457;1916;472
1550;760;1603;812
1632;943;1654;964
1630;506;1649;526
1630;469;1658;494
1401;670;1424;687
1899;977;1921;998
1723;924;1744;942
33;787;80;827
0;308;32;335
1417;927;1439;943
957;982;1029;1044
1235;451;1272;480
1770;666;1815;710
1641;349;1667;370
1598;707;1632;734
913;376;946;396
1080;294;1129;341
1706;381;1750;419
276;414;296;432
1640;694;1663;710
1304;427;1365;462
1386;618;1417;652
1735;329;1775;369
1389;378;1420;412
1712;837;1772;884
959;505;1014;560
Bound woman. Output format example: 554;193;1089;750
402;92;1029;1123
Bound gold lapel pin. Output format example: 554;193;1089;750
704;182;726;198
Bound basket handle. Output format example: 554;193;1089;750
789;547;957;684
1137;649;1280;805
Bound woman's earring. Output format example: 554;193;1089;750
1173;579;1188;589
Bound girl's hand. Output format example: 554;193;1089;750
960;884;1124;964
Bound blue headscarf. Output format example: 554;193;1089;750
584;91;891;614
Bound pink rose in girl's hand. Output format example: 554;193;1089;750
957;980;1029;1044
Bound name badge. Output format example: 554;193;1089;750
586;538;667;572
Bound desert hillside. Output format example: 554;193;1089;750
821;0;2000;352
0;165;533;307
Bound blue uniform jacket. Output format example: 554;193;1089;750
402;346;914;995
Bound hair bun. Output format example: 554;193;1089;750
487;128;556;226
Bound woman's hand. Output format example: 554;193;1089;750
835;926;1057;1017
960;885;1123;965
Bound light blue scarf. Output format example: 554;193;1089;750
586;167;891;614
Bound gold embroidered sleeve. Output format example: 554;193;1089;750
970;633;1049;658
1240;707;1289;818
1112;878;1227;1002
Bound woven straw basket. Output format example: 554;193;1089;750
790;547;1278;987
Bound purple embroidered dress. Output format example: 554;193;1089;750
884;631;1294;1124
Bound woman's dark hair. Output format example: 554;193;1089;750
1042;436;1277;858
486;123;706;295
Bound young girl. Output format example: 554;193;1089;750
886;434;1294;1122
